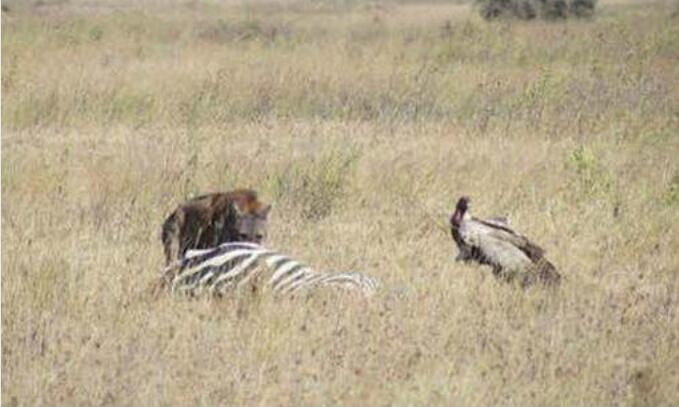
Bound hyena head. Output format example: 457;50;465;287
233;201;271;244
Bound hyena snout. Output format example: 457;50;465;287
235;214;268;244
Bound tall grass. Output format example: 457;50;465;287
2;0;678;406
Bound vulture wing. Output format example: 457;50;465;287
458;218;536;273
476;217;546;263
484;216;510;228
472;218;560;284
453;215;510;264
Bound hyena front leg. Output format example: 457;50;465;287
161;210;184;265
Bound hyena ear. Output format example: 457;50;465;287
258;204;272;219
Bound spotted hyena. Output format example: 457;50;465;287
161;189;271;265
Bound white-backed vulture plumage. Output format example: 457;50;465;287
450;196;560;287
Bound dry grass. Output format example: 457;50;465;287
2;0;678;405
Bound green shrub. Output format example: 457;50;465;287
663;172;679;206
269;147;361;221
570;0;597;17
565;144;613;196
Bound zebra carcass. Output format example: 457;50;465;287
159;242;379;298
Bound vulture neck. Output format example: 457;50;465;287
451;207;469;227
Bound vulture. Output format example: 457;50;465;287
449;196;560;287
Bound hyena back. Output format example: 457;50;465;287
161;189;271;265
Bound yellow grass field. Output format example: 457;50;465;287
2;0;678;405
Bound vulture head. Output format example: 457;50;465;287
450;196;470;227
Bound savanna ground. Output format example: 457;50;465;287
2;0;679;405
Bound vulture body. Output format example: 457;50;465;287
450;197;560;286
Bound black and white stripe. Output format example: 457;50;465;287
161;242;379;297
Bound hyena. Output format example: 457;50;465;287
161;189;271;265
